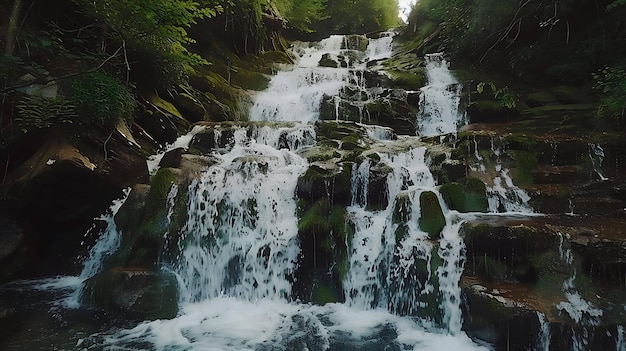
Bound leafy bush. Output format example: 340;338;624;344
15;96;77;131
593;65;626;121
70;71;136;125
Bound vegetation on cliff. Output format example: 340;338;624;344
403;0;626;125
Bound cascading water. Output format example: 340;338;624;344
7;31;608;351
417;53;465;137
74;34;492;351
174;139;308;302
468;136;533;213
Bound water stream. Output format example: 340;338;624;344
0;32;591;350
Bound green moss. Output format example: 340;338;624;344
340;134;362;150
231;67;270;91
440;178;488;213
386;69;427;90
313;283;339;305
150;95;183;118
510;150;538;186
475;254;509;282
259;51;293;64
419;191;445;238
81;268;178;320
502;134;538;150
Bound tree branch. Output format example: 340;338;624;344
0;46;123;95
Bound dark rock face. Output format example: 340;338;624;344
81;267;178;320
0;123;150;280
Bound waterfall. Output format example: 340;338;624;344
468;136;533;214
555;233;603;326
618;325;625;350
71;34;498;350
536;312;551;351
147;124;207;174
174;138;308;302
589;143;609;181
417;53;465;137
250;35;350;122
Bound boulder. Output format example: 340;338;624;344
439;177;488;213
81;267;178;320
342;35;369;51
319;53;339;68
418;191;445;238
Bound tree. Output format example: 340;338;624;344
4;0;23;55
70;0;222;87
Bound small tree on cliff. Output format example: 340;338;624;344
70;0;222;88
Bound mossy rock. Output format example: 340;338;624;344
259;50;293;64
113;168;182;266
149;94;183;118
386;69;426;90
393;192;411;226
439;177;488;213
319;53;339;68
188;67;241;120
524;91;558;107
294;199;349;303
550;85;595;104
466;100;515;123
174;92;206;122
342;35;369;51
510;150;538;186
80;267;178;320
418;191;445;238
230;66;270;91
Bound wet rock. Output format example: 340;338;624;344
342;35;369;51
466;100;516;123
0;126;145;278
418;191;445;238
297;164;352;206
319;53;339;68
439;177;488;213
293;199;348;304
174;92;206;122
462;284;542;351
531;165;586;184
81;267;178;320
158;148;185;169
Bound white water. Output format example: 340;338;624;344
174;138;308;302
537;312;551;351
250;34;394;123
343;145;477;336
417;53;465;137
72;34;496;350
590;143;609;181
147;124;207;174
555;233;603;326
617;325;625;350
468;137;533;214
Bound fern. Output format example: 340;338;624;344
15;96;77;131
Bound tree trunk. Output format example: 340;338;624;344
4;0;24;55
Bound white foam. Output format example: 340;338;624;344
78;297;490;351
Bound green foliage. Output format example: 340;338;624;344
607;0;626;10
409;0;584;65
15;96;77;131
316;0;400;34
70;71;136;125
71;0;222;88
593;66;626;121
273;0;325;32
476;82;517;109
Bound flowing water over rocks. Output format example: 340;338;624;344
2;32;626;351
